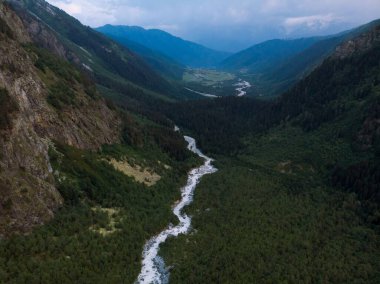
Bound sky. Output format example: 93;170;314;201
46;0;380;52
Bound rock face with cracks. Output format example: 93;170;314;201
0;2;121;237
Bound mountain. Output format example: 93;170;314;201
0;4;196;283
220;36;337;96
96;25;231;68
220;37;322;73
161;21;380;283
6;0;178;103
98;33;185;80
0;1;122;236
221;19;380;97
169;20;380;163
170;18;380;207
1;0;380;282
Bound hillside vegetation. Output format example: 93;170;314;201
160;22;380;283
221;20;380;97
96;25;231;68
0;2;202;282
93;32;185;81
1;0;380;283
8;0;179;103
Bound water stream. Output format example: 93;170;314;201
136;136;217;284
234;79;252;97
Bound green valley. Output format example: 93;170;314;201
159;21;380;283
0;0;380;283
161;124;380;283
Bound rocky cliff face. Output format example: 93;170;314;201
333;24;380;59
8;0;81;64
0;2;121;237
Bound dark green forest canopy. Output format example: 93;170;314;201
1;1;380;283
165;30;380;212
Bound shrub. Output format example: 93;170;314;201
47;82;76;109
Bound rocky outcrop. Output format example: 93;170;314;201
333;24;380;59
8;0;81;64
0;1;30;43
0;3;121;237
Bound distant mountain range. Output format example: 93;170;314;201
220;19;380;96
96;21;380;97
96;25;231;68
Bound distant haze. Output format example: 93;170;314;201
47;0;380;52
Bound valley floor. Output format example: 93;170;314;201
0;143;200;283
160;125;380;283
0;125;379;284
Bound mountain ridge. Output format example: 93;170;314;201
7;0;178;100
96;24;231;68
98;32;185;80
221;19;380;97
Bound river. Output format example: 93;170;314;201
234;79;252;97
184;78;251;98
136;135;217;284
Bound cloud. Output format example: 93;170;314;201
283;14;342;34
48;0;118;25
46;0;380;51
53;2;82;14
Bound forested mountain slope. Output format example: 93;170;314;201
167;19;380;211
222;19;380;97
6;0;176;100
220;37;321;73
97;32;185;80
0;2;200;282
160;21;380;283
1;0;379;282
96;25;231;68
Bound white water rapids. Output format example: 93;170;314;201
234;79;252;97
136;136;217;284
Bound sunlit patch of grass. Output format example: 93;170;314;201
89;207;122;236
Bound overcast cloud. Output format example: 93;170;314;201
47;0;380;52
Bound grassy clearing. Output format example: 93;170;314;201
182;69;238;97
108;158;163;187
183;69;236;86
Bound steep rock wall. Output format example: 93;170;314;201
0;3;121;236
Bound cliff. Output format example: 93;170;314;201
333;23;380;59
0;2;121;236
